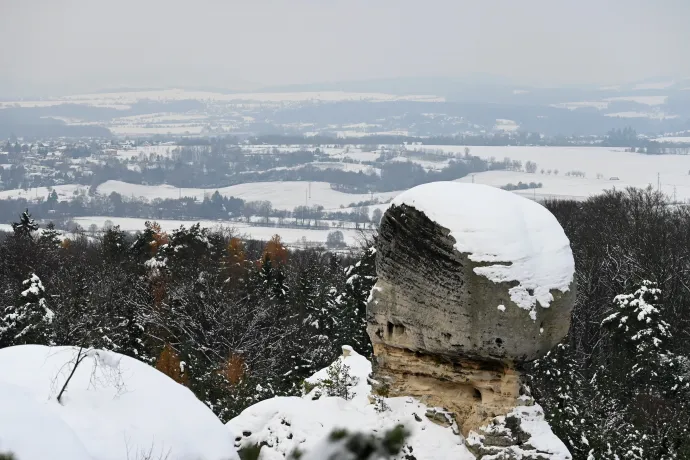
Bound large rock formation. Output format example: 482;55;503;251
367;182;575;446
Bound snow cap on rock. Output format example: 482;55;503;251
370;182;576;362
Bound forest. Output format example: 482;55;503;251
1;187;689;459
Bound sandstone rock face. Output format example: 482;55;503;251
371;343;522;436
366;182;576;445
368;204;575;363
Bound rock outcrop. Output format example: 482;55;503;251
366;182;575;456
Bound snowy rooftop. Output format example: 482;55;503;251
391;182;575;318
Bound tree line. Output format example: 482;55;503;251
0;213;376;421
2;187;688;459
529;187;690;460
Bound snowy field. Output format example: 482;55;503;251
425;146;690;201
309;162;381;175
115;143;180;159
69;216;371;247
96;180;400;211
0;184;89;201
391;156;450;171
0;89;444;111
109;124;205;135
653;136;690;144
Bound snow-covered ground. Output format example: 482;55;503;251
228;346;476;459
96;180;400;211
429;146;690;201
605;95;668;105
551;94;668;111
109;124;206;135
551;101;610;110
653;136;690;144
390;156;450;171
605;111;677;120
494;118;520;132
0;184;89;201
455;170;627;201
0;345;238;460
309;162;381;175
0;89;444;111
228;346;570;459
69;216;372;247
115;143;180;159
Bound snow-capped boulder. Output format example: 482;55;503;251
369;182;575;363
466;402;571;460
0;345;238;460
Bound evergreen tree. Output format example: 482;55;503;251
11;209;39;238
37;222;61;249
530;281;690;460
0;274;55;346
332;243;376;357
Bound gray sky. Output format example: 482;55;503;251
1;0;689;96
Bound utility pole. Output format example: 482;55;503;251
657;172;660;192
472;174;475;183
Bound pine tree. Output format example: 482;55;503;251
38;222;61;249
0;274;55;346
599;280;690;458
332;243;376;357
11;209;39;238
531;281;690;460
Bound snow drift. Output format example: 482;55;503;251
227;346;569;459
0;345;237;460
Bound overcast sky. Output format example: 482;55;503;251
1;0;689;96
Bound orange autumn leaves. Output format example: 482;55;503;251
153;233;286;387
156;343;247;388
262;234;288;266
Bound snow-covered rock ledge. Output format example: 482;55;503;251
227;346;570;459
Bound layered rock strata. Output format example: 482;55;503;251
366;182;576;451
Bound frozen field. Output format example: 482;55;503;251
115;144;180;159
0;184;89;201
0;89;444;111
68;217;370;247
456;171;620;201
421;145;690;200
109;125;205;135
96;180;400;210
